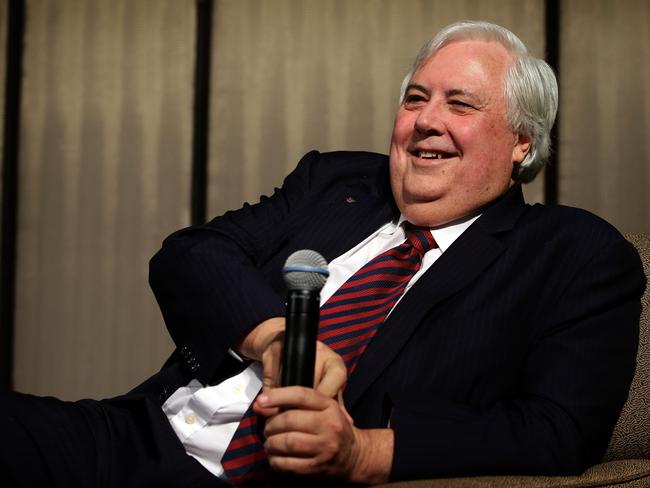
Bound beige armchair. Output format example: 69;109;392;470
379;233;650;488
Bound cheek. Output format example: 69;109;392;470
389;157;406;194
391;110;414;144
389;164;405;209
468;122;515;171
452;129;513;194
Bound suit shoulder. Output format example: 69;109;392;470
523;202;632;253
290;150;390;193
318;150;388;162
527;203;620;232
514;203;644;303
302;150;388;171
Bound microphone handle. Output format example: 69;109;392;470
281;289;320;387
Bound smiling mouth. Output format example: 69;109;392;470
413;150;457;160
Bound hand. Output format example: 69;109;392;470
253;386;393;483
234;317;347;411
260;336;347;400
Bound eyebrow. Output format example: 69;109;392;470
405;83;430;95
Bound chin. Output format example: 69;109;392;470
401;201;453;228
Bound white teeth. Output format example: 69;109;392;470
418;151;443;159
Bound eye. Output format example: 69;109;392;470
403;93;427;108
450;99;474;109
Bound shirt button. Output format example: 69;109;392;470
185;412;197;425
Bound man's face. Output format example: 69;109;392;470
389;40;530;226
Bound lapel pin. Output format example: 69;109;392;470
345;196;356;203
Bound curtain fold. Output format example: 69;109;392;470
17;0;649;399
13;0;194;399
558;0;649;233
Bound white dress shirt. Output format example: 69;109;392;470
162;213;480;479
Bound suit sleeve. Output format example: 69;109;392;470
389;235;645;479
148;151;323;384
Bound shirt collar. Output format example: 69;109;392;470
395;213;482;253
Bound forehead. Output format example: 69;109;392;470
411;40;512;95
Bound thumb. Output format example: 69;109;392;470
338;391;354;425
262;340;283;392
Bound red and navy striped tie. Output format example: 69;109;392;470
222;224;437;485
318;225;436;372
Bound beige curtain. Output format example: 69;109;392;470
558;0;650;233
18;0;650;400
208;0;546;216
13;0;194;399
11;0;547;400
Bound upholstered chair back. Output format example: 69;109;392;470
605;233;650;460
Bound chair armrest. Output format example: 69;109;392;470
375;459;650;488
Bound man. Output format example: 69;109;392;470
1;21;645;487
149;20;644;484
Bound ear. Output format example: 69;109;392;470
511;132;532;165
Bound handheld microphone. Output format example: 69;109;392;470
281;250;329;387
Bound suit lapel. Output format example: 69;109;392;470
301;160;399;263
343;185;528;409
317;197;397;263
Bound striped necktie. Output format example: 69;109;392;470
222;224;437;485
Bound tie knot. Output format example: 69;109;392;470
404;224;437;255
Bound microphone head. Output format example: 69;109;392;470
283;250;329;291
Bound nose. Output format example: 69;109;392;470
414;101;445;136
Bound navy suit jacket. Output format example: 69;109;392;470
149;150;645;481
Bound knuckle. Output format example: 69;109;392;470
284;432;297;452
296;387;309;404
279;413;293;432
330;421;344;435
322;439;338;458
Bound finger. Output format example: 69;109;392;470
264;431;320;457
312;343;347;396
254;386;328;418
262;340;283;391
315;355;347;397
252;400;280;418
263;407;322;437
257;386;331;412
267;455;326;476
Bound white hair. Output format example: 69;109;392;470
399;21;558;183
